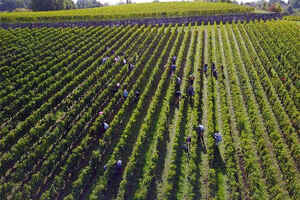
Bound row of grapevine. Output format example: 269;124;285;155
0;20;298;199
0;2;254;22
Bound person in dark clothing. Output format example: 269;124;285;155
134;90;140;102
175;90;181;105
188;85;194;96
128;63;134;73
112;83;120;95
277;54;281;62
189;73;195;85
204;64;208;76
196;124;205;146
114;159;123;176
175;76;181;90
188;85;195;104
170;64;176;76
213;70;218;80
99;122;109;135
172;56;177;64
211;62;215;75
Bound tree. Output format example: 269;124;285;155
269;3;282;12
76;0;102;9
31;0;75;11
0;0;26;11
290;0;300;9
31;0;55;11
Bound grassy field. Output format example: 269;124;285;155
0;2;254;22
0;20;299;200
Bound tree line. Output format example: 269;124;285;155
0;0;103;11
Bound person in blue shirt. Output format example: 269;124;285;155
196;124;205;145
123;89;128;99
214;132;222;146
172;56;177;64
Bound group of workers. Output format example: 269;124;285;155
98;56;225;173
106;124;222;174
184;124;223;156
203;63;221;80
173;58;195;105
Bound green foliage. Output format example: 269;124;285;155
0;2;254;22
0;20;298;200
290;0;300;9
76;0;102;9
0;0;29;11
31;0;75;11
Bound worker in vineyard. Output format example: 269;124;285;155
188;85;195;102
214;132;222;146
175;76;181;90
115;159;123;174
170;64;176;76
172;55;177;64
99;121;109;135
196;124;205;146
128;63;134;73
213;69;218;80
189;72;195;85
123;88;128;99
277;54;281;62
103;122;109;131
211;62;215;75
112;83;120;95
114;55;120;63
102;56;109;64
134;90;140;102
175;90;181;105
204;64;208;76
116;160;122;169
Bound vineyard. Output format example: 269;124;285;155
0;20;299;200
0;2;253;23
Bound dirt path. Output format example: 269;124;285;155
199;28;210;200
